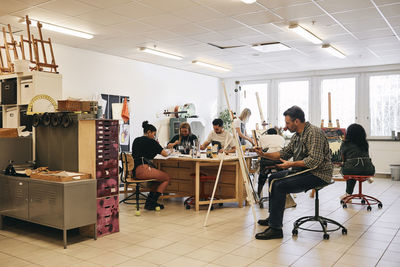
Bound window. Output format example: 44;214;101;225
369;74;400;136
278;80;309;127
240;83;268;131
321;77;356;129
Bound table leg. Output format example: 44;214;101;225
63;229;67;249
195;162;200;212
94;223;97;240
237;162;243;208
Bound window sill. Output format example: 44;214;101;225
368;139;400;142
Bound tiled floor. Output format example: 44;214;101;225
0;177;399;266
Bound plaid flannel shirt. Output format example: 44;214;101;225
280;122;333;183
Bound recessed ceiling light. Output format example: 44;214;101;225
21;18;93;39
241;0;257;3
138;47;183;60
289;24;322;44
322;44;346;59
252;42;291;53
192;60;230;72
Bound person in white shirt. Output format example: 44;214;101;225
233;108;254;146
200;118;236;153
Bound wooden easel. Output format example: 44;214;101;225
31;21;58;73
0;24;18;74
19;15;34;62
204;82;258;227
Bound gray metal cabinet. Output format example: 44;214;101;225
0;174;97;248
0;177;29;220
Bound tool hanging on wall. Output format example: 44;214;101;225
203;82;258;227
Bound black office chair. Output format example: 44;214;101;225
119;152;156;216
292;181;347;240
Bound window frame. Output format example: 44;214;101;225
366;71;400;138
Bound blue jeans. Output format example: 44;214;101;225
267;170;327;229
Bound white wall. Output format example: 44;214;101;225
223;64;400;174
54;44;220;145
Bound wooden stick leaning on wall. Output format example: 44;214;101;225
256;92;267;130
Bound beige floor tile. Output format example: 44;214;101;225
136;237;174;249
202;240;243;253
139;250;180;265
160;242;199;255
376;260;400;267
381;250;400;263
69;261;100;267
162;256;208;267
1;257;35;267
258;250;300;266
115;258;159;267
212;254;256;267
346;245;385;259
335;253;379;267
86;251;131;266
291;257;336;267
248;260;287;267
230;244;268;259
303;248;344;262
67;246;108;260
114;244;155;258
186;247;225;262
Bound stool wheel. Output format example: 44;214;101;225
292;229;298;236
340;200;344;204
378;203;383;209
342;228;347;235
322;220;327;226
135;211;141;216
367;206;372;211
259;203;264;208
323;233;329;240
361;199;366;204
342;203;347;209
185;205;190;210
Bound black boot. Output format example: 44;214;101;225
257;217;269;226
255;227;283;240
144;192;164;210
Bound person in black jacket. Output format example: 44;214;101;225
132;121;170;210
166;122;197;154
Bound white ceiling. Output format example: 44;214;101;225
0;0;399;78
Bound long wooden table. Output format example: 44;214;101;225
153;154;256;211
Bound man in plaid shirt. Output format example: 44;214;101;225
254;106;333;240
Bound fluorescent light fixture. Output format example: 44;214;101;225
252;42;291;53
241;0;257;3
289;24;322;44
322;44;346;59
192;60;230;72
138;47;183;60
22;18;93;39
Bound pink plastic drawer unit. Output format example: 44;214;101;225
97;195;119;237
97;177;118;197
96;167;118;179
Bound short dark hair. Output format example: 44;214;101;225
267;128;277;135
142;121;156;133
212;118;223;127
283;106;305;122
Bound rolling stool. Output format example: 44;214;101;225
184;173;222;210
341;175;382;211
292;181;347;240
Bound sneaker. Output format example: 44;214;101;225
255;227;283;240
367;177;374;184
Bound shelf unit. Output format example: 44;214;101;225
0;71;62;129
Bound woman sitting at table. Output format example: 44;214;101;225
132;121;171;210
166;122;198;154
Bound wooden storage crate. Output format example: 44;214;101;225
58;100;81;111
